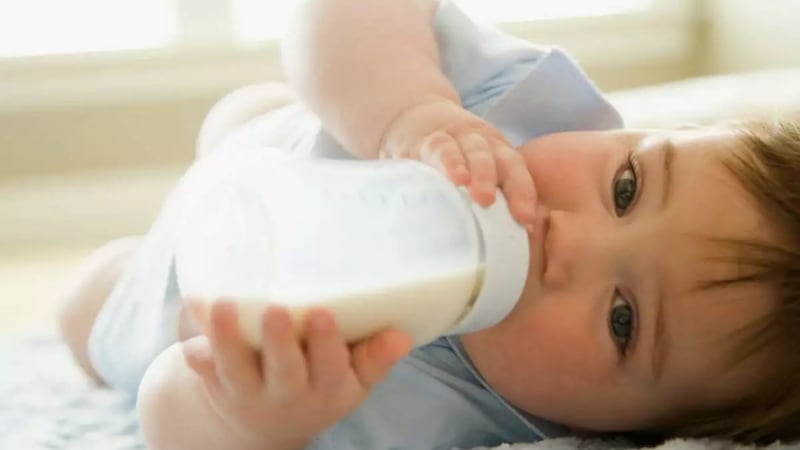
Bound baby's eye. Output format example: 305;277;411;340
613;156;638;216
609;291;635;356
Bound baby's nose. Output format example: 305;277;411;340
541;209;587;288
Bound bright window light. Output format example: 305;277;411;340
456;0;651;23
0;0;654;57
0;0;177;58
231;0;296;42
231;0;652;42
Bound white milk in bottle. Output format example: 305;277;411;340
172;146;528;347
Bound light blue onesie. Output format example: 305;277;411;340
88;1;623;448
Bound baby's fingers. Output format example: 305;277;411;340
457;133;497;206
351;330;413;389
262;307;309;402
208;302;263;397
418;131;470;186
182;335;220;388
305;309;350;392
494;145;537;225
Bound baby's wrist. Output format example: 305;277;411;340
377;96;460;159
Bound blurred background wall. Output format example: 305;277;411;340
1;0;798;332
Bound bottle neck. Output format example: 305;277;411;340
446;191;530;335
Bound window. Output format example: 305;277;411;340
0;0;176;57
231;0;295;43
0;0;691;112
0;0;658;57
231;0;653;43
455;0;650;22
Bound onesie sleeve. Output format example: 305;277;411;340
432;0;547;115
432;0;623;145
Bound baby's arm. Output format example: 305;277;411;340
138;305;411;450
282;0;450;160
283;0;536;224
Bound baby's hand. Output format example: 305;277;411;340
379;99;537;225
181;302;412;450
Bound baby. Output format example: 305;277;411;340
58;0;800;449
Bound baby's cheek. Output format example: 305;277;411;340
511;297;609;378
489;300;614;414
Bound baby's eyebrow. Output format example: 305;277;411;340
658;139;676;212
651;284;669;383
651;139;675;383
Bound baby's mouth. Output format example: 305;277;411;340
530;206;550;282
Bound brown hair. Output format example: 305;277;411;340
629;118;800;446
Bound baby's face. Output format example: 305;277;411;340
461;127;778;432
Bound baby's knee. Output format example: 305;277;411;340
137;343;198;449
138;344;177;449
137;342;182;412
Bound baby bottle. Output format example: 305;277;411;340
172;146;529;347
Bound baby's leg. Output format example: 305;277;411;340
58;237;141;382
137;343;234;450
58;236;203;382
195;82;297;158
59;83;297;383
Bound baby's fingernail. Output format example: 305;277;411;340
484;188;497;203
526;205;537;221
186;300;209;324
449;167;469;185
210;301;236;329
309;311;333;334
265;307;290;333
213;299;237;315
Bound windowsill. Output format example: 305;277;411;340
0;42;283;113
0;7;696;114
